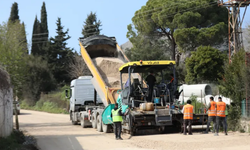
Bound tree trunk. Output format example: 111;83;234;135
171;35;178;65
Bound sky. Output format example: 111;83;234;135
0;0;148;52
0;0;250;53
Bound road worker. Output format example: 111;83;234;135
145;71;156;102
111;103;128;140
182;100;194;135
215;97;227;136
203;96;217;134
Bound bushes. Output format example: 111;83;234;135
21;86;69;114
227;105;241;131
0;130;38;150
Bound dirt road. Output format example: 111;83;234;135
18;110;250;150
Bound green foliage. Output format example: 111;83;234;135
22;55;56;103
189;94;205;114
21;22;28;54
0;130;38;150
0;22;28;97
8;2;19;23
176;63;187;84
129;0;228;61
219;50;247;105
31;2;48;56
21;86;69;114
227;105;241;131
40;2;48;39
47;18;74;84
31;16;43;55
126;25;169;61
174;23;227;52
82;11;102;38
185;46;225;84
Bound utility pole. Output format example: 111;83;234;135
218;0;250;63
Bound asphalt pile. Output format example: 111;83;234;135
92;57;128;87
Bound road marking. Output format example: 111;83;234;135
68;137;75;150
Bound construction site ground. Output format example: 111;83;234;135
17;110;250;150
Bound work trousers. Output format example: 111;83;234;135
206;116;216;133
147;85;154;102
114;122;122;138
183;119;192;135
216;116;227;133
224;116;228;131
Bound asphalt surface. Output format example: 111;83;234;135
17;110;250;150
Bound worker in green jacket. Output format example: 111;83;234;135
224;104;229;132
111;103;128;140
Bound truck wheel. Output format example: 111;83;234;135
102;122;111;133
80;118;87;128
97;115;103;132
91;114;97;129
71;112;78;125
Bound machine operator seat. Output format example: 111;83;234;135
132;78;141;96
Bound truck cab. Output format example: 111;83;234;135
68;76;102;125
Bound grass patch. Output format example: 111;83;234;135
21;86;69;114
0;130;38;150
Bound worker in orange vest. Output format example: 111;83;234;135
215;97;227;136
203;97;217;134
182;100;194;135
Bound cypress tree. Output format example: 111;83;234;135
82;12;102;38
40;2;48;39
9;2;19;23
21;22;28;54
31;16;42;55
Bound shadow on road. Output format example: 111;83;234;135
20;122;71;127
20;113;31;115
35;134;102;150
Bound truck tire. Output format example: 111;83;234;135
71;112;78;125
80;118;87;128
91;114;97;129
97;115;103;132
102;122;111;133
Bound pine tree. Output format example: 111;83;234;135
40;2;48;39
48;18;74;84
31;16;42;55
82;12;102;38
8;2;19;23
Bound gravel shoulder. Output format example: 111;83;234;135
17;110;250;150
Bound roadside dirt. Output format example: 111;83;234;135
17;110;250;150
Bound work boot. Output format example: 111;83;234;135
214;133;219;136
118;137;123;140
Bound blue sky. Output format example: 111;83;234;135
0;0;147;52
0;0;250;53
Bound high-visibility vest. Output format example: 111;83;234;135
170;77;174;83
183;104;193;120
208;101;216;116
217;101;226;117
112;109;123;122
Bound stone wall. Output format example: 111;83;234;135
0;67;13;137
